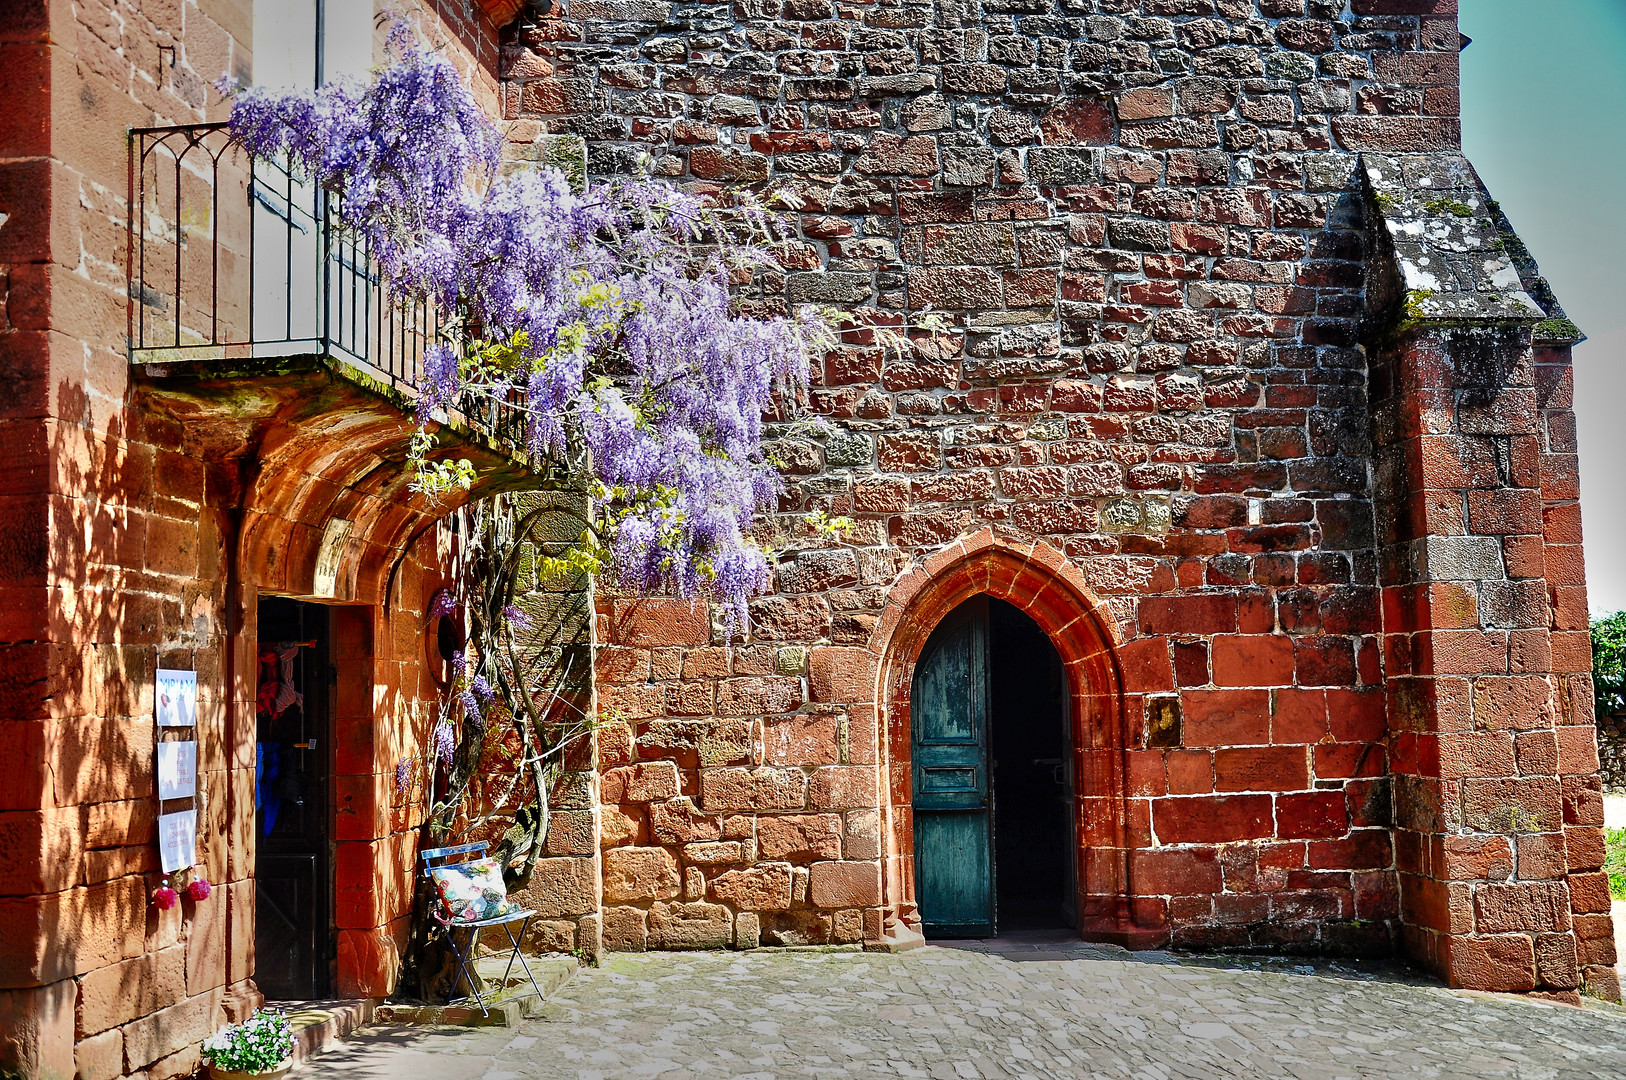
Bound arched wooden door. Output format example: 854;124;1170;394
911;596;993;937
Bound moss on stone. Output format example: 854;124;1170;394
1422;197;1473;218
1401;288;1435;326
1375;288;1437;345
1534;316;1582;342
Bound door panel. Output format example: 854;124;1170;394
912;597;992;937
255;854;319;999
255;597;332;1000
915;812;991;935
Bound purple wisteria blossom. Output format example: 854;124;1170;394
223;39;821;626
431;717;456;766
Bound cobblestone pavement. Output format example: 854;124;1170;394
300;935;1626;1080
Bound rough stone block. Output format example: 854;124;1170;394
1410;535;1505;584
757;814;842;861
74;1026;122;1080
808;766;878;810
808;860;881;908
121;991;219;1070
701;767;808;813
0;979;74;1080
518;857;599;918
649;798;723;845
647;902;732;950
1473;881;1571;934
601;761;680;804
77;946;186;1036
710;863;793;911
1533;933;1580;989
602;906;648;952
1441;934;1536;993
603;847;680;903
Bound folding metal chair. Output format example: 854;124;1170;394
420;842;545;1016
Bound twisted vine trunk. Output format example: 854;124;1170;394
396;490;596;1002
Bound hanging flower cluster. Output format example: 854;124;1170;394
220;35;826;626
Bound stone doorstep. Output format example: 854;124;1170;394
265;998;378;1071
864;925;926;953
372;955;579;1029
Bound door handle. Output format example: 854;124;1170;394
294;740;318;750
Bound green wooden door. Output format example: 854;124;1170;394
912;597;993;937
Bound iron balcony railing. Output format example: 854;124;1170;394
128;122;523;446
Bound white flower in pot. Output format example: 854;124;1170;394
201;1011;296;1080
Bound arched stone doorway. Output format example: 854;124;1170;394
872;530;1155;947
909;595;1073;937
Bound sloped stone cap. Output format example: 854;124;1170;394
1362;153;1583;346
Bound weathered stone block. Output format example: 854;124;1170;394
808;860;881;908
519;857;599;918
121;991;218;1070
1440;934;1536;993
648;902;733;949
603;847;680;904
601;761;680;804
701;767;809;812
0;979;74;1080
602;906;648;952
758;814;843;861
710;862;793;910
649;798;723;845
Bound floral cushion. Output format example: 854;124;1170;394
429;858;516;923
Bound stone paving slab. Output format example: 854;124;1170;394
296;940;1626;1080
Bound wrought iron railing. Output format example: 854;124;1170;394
128;122;524;447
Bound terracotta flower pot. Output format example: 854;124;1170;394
206;1059;293;1080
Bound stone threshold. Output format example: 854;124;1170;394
372;955;579;1029
264;998;378;1071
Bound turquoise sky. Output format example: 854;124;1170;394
1459;0;1626;613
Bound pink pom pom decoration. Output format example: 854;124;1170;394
187;877;212;901
153;885;179;911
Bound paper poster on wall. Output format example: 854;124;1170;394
156;669;197;728
158;810;196;873
157;741;197;800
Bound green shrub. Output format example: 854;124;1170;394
1607;828;1626;901
1589;612;1626;719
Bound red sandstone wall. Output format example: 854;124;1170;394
515;0;1473;955
0;5;255;1075
1373;326;1617;1000
0;0;507;1076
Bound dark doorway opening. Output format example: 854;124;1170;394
911;595;1075;938
254;596;333;1000
988;597;1073;931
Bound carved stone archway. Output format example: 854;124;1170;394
867;529;1160;947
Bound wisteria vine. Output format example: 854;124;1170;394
220;35;827;626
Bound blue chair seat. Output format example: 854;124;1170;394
420;842;545;1016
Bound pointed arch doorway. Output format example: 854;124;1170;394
911;595;1075;938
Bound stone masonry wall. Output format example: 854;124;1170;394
508;0;1474;955
0;1;513;1077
